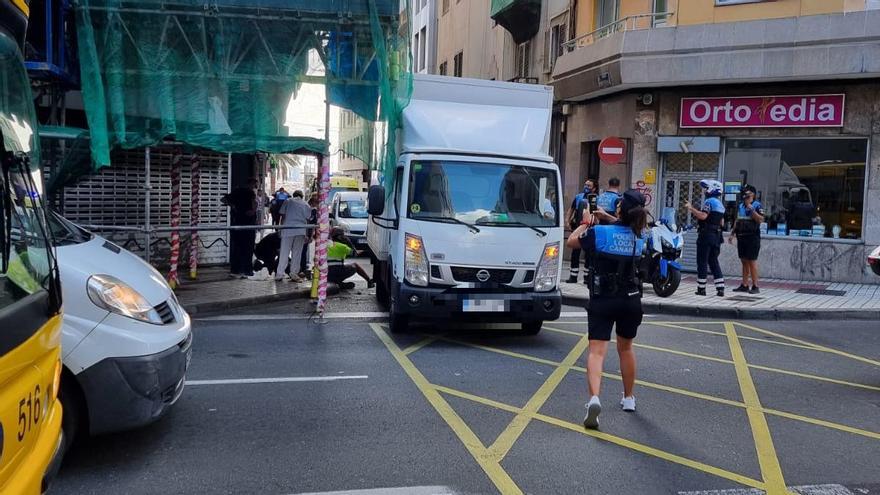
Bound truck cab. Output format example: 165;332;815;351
367;75;562;334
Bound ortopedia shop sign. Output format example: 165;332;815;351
680;95;845;128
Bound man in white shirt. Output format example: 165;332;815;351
275;190;313;282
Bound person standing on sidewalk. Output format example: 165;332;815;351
594;177;622;225
729;185;765;294
686;179;726;297
567;190;648;429
275;190;312;282
565;178;596;284
225;180;258;278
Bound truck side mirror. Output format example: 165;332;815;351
367;185;386;216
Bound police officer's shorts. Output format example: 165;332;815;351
587;296;643;341
737;235;761;261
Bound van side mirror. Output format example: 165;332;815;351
367;185;385;216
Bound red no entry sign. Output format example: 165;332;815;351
598;137;626;164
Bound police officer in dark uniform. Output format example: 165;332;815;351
565;178;597;284
567;189;648;429
686;179;726;296
729;185;765;294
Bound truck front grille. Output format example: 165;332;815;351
450;266;516;284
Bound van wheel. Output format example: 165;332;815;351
522;321;543;335
59;372;87;453
389;311;409;334
375;279;390;309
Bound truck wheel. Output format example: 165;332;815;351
522;321;543;335
375;280;390;309
652;268;681;298
389;311;409;334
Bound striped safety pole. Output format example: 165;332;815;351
189;153;201;279
316;154;330;315
168;151;182;289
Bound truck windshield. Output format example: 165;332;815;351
407;160;558;228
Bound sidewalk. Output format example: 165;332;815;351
174;266;370;315
561;274;880;320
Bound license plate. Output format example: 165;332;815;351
463;299;506;312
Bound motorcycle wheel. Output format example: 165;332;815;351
652;268;681;297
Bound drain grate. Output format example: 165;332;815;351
795;288;846;296
727;296;763;302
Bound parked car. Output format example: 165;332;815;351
330;191;369;252
49;213;192;447
869;245;880;277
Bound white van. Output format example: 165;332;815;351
330;191;369;251
48;213;192;444
367;75;563;334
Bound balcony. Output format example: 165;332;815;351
550;9;880;102
490;0;542;44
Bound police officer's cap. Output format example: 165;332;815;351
620;189;646;216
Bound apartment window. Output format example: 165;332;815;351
413;32;421;72
439;60;448;76
515;41;531;78
453;51;463;77
596;0;618;28
715;0;773;4
442;0;449;15
418;27;427;72
653;0;669;26
546;22;567;72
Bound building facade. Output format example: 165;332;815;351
337;109;374;184
551;0;880;283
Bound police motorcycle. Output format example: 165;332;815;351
642;207;685;297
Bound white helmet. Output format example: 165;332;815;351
699;179;723;196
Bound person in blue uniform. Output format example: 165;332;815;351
686;179;726;296
594;177;622;225
729;185;765;294
565;178;596;283
567;189;648;429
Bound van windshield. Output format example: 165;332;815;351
407;160;559;228
339;200;368;219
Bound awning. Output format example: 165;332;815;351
490;0;541;44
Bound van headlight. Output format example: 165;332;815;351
87;274;163;324
535;242;560;292
404;233;429;287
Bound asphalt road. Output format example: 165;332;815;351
52;300;880;495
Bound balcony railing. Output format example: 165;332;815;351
562;12;675;52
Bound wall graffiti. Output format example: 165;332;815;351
634;180;654;207
789;242;865;280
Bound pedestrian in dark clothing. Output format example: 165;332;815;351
224;180;257;278
253;232;288;276
565;178;596;284
270;187;289;225
729;185;765;294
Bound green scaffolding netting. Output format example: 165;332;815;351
73;0;413;189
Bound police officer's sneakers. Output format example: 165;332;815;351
565;276;577;283
695;288;707;296
620;396;636;412
750;286;760;294
583;396;602;429
717;288;725;297
733;285;750;293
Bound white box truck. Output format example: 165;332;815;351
366;75;563;334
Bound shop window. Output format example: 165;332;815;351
723;138;867;240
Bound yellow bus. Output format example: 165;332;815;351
0;1;66;492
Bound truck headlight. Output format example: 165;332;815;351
404;233;429;287
87;274;163;324
535;242;560;292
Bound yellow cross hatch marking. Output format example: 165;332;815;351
724;322;792;495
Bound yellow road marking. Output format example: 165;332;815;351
544;326;880;392
443;331;880;442
735;322;880;368
724;323;791;495
435;384;766;490
403;336;439;356
488;335;590;462
369;324;523;495
647;322;820;352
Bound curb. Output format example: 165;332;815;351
561;294;880;321
182;285;341;315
